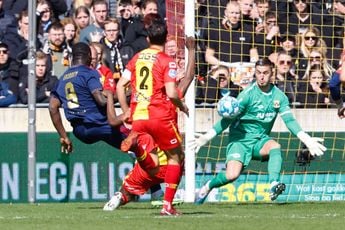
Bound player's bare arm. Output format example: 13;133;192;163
116;75;131;114
92;89;107;107
165;81;189;116
49;96;73;153
105;90;125;127
176;36;195;97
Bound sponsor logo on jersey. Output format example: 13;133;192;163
170;138;177;144
273;100;280;108
230;153;241;159
169;62;176;68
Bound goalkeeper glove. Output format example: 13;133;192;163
297;131;327;157
189;129;217;153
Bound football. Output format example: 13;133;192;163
217;94;240;118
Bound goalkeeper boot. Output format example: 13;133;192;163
160;201;182;216
150;188;164;207
103;192;123;211
195;180;211;205
269;181;286;201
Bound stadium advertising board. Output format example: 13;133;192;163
0;133;344;203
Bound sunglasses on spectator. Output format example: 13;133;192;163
0;49;8;54
266;20;277;24
305;36;317;41
294;0;308;4
310;56;321;61
278;60;292;65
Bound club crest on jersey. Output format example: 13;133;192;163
168;69;177;78
273;100;280;108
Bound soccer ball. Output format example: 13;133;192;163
217;95;240;118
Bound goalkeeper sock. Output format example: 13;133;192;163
209;172;231;189
268;148;282;183
164;164;182;203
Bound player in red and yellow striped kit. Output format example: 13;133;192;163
112;14;193;215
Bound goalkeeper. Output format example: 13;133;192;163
191;58;327;204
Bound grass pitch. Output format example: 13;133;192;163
0;202;344;230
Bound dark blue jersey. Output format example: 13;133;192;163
52;65;107;125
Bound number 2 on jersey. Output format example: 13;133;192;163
139;66;149;90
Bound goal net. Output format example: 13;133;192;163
167;1;345;202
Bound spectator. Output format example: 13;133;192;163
0;42;20;103
296;64;331;108
281;0;322;35
42;21;69;78
89;42;116;94
3;0;67;20
196;65;241;104
0;80;16;107
205;1;256;66
117;0;135;37
296;27;328;79
18;51;58;104
253;0;271;23
276;34;298;58
273;51;297;103
0;0;18;43
4;10;36;61
79;0;109;44
36;0;57;42
323;0;345;68
124;0;158;54
238;0;255;29
60;17;78;51
303;48;335;81
254;11;280;58
164;35;178;59
73;5;91;30
100;18;134;78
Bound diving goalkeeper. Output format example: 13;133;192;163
190;58;327;204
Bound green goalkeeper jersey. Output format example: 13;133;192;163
214;82;302;140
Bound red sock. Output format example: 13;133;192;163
135;150;156;171
164;164;182;203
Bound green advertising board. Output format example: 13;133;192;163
0;132;344;203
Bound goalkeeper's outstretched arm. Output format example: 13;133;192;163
281;110;327;157
190;117;234;153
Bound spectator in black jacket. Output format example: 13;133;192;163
124;0;158;54
0;42;20;102
3;0;67;20
18;51;58;104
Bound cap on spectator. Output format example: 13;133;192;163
72;42;91;59
0;41;8;50
280;34;296;43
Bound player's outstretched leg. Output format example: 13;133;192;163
103;192;123;211
195;180;211;205
269;181;286;201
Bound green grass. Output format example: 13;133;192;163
0;202;344;230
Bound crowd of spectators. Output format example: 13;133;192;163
0;0;344;109
195;0;345;108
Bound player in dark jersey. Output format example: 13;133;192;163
49;42;127;153
49;42;163;199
